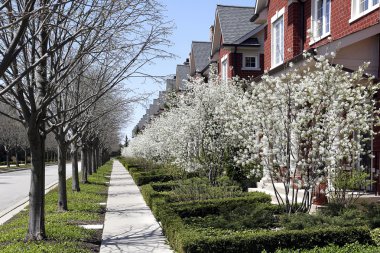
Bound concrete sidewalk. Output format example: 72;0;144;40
100;160;172;253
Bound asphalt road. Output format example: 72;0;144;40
0;162;80;214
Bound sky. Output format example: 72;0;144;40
122;0;255;140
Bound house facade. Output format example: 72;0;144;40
211;5;265;80
253;0;380;192
252;0;379;77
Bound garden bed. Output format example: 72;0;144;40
120;158;380;252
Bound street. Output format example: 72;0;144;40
0;163;81;214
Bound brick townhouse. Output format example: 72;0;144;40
253;0;380;191
210;5;266;80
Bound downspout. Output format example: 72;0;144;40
233;46;237;77
298;0;305;52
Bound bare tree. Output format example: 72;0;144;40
0;0;172;240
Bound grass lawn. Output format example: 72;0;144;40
0;160;112;252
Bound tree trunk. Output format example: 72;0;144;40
57;141;68;211
87;147;92;176
16;151;19;167
6;149;10;168
71;143;80;191
98;148;102;167
26;127;46;240
81;148;88;183
24;149;27;165
92;147;96;173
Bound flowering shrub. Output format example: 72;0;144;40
124;54;379;212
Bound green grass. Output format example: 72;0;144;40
0;161;112;252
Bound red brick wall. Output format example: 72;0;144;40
264;0;289;70
305;0;380;49
264;0;380;70
234;53;264;79
218;47;233;78
218;34;263;79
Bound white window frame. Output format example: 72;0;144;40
221;55;228;81
350;0;379;23
271;7;285;69
242;53;260;70
310;0;331;44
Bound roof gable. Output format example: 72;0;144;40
216;5;258;44
191;41;211;73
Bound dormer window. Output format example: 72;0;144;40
350;0;379;23
311;0;331;43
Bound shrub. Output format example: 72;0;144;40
179;226;371;253
183;203;279;230
275;242;380;253
371;228;380;246
281;209;367;230
132;171;174;186
170;193;273;218
169;177;244;202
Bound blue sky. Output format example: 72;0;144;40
122;0;255;140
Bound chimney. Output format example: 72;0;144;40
184;58;189;65
209;25;214;42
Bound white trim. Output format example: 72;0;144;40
270;7;285;23
221;54;228;81
349;0;379;23
271;11;284;69
309;32;331;45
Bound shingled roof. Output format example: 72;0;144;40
176;64;190;91
216;5;259;44
191;41;211;72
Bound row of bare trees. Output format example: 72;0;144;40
0;0;171;240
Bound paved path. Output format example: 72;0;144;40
100;160;172;253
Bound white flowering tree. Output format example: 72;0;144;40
125;67;244;184
229;54;378;212
126;54;378;212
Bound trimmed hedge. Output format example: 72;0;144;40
170;193;272;218
131;171;174;186
140;182;372;253
275;242;380;253
155;200;372;253
180;226;371;253
120;158;373;252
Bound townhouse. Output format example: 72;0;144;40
252;0;379;77
252;0;379;192
210;5;265;80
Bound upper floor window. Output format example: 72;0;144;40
271;15;284;67
243;54;260;70
221;55;228;81
311;0;331;43
351;0;380;22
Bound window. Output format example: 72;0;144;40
243;54;260;70
311;0;331;42
221;56;228;81
245;57;256;68
271;15;284;67
351;0;379;22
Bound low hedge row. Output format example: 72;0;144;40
170;193;273;218
119;157;176;186
157;201;371;253
140;181;372;252
131;172;174;186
